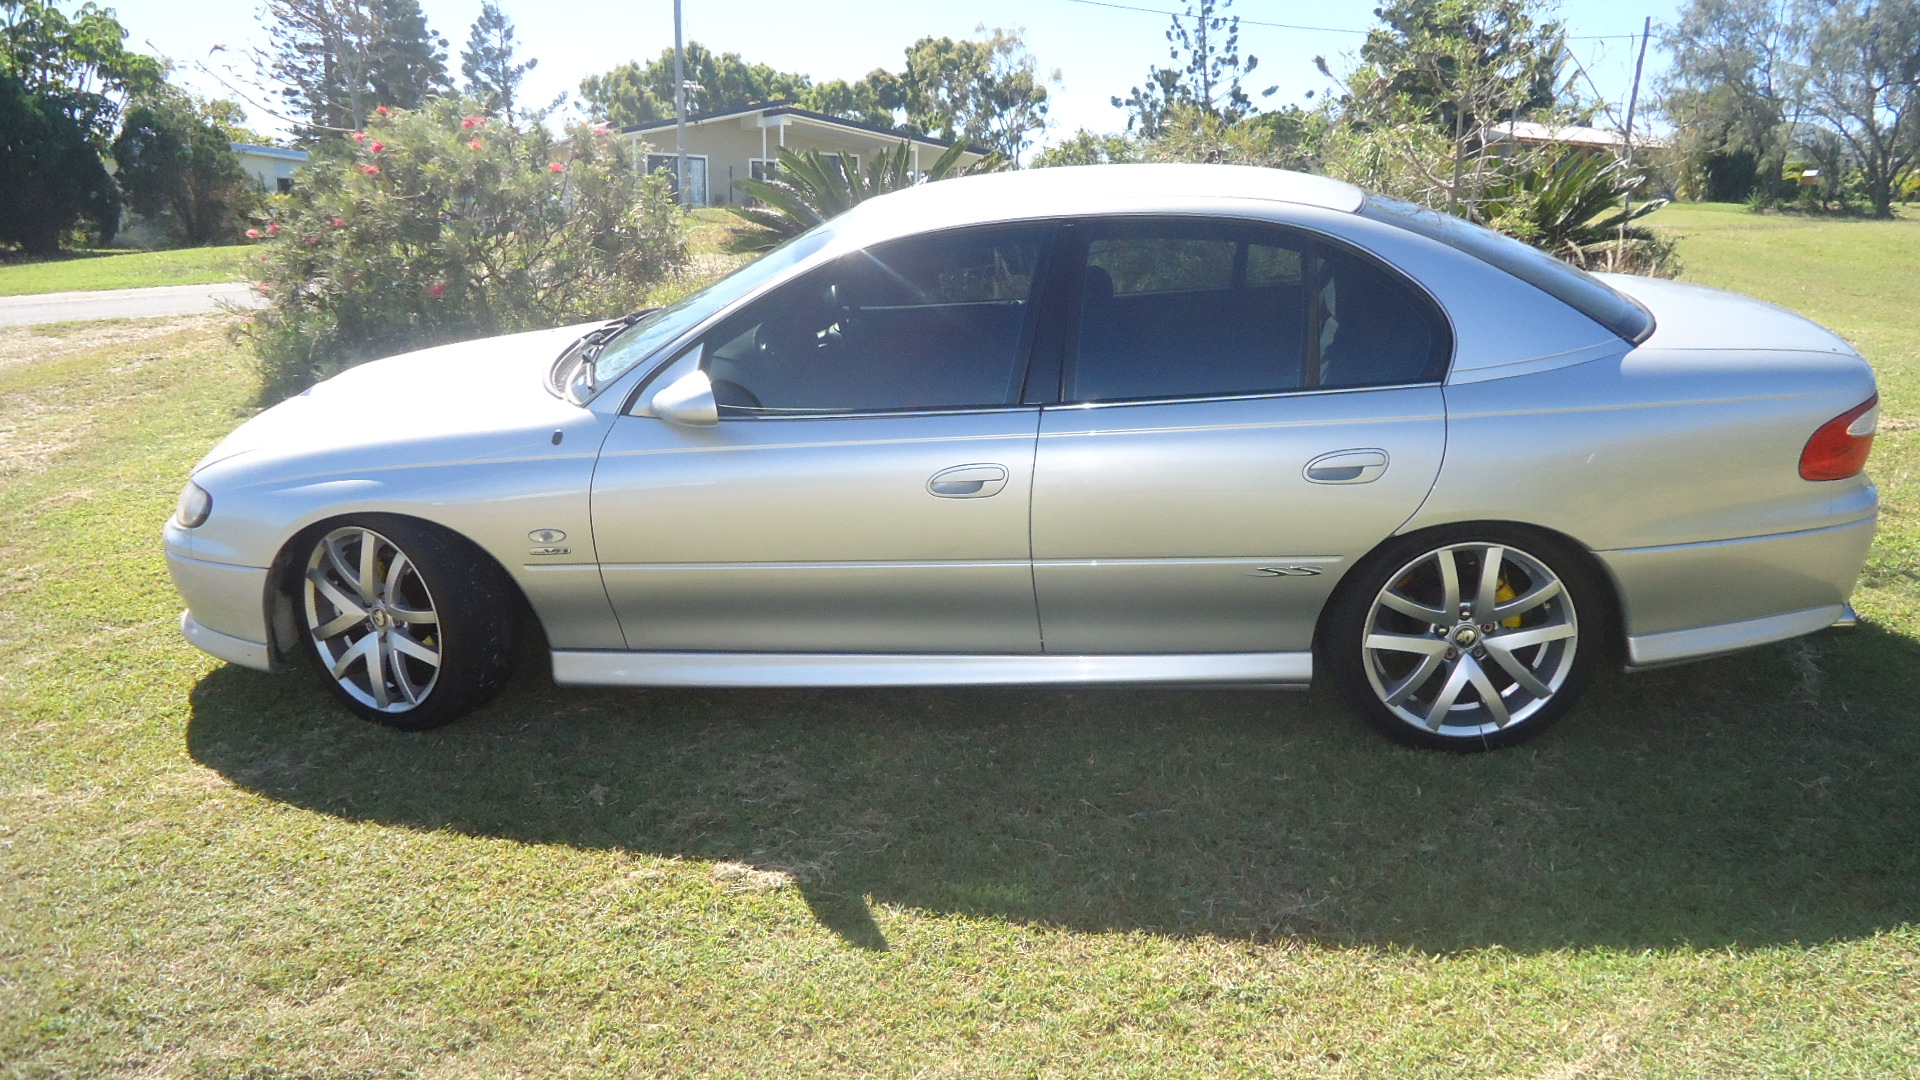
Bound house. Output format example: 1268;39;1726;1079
231;143;309;194
1488;121;1667;156
615;100;989;207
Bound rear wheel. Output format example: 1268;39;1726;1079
1324;527;1604;751
299;517;517;730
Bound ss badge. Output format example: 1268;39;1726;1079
1252;566;1324;577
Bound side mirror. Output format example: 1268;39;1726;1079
648;369;719;427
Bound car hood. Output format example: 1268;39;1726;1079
1598;274;1858;356
195;323;601;475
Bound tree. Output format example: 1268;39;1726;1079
1793;0;1920;218
1320;0;1573;215
801;71;903;129
257;0;448;138
727;139;990;244
898;28;1057;158
578;43;810;127
1113;0;1274;137
366;0;447;110
112;93;254;246
1032;128;1139;168
0;72;118;252
1354;0;1567;134
1;0;163;251
459;0;533;119
246;97;685;398
1660;0;1801;201
0;0;162;144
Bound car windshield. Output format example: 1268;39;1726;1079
561;226;837;402
1358;194;1655;344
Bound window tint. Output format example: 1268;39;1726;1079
1066;222;1446;403
1359;194;1654;343
703;226;1046;414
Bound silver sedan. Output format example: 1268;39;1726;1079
165;165;1879;750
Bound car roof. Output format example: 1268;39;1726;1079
830;164;1366;246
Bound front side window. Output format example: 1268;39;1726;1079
702;226;1048;414
1066;221;1450;403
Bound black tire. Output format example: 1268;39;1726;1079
296;515;519;731
1321;524;1608;752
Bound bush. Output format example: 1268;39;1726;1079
244;97;685;399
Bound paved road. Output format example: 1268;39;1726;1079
0;282;265;327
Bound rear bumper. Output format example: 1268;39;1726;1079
1602;516;1875;668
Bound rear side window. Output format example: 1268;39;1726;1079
1359;194;1654;344
1065;221;1449;403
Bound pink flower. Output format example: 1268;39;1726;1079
330;217;346;228
375;105;389;116
265;223;281;235
429;282;446;299
369;141;385;154
351;131;367;143
245;228;262;239
251;281;274;295
593;125;610;136
548;161;565;173
469;139;483;151
362;165;380;175
462;116;481;129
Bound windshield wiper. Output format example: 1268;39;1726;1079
561;309;660;401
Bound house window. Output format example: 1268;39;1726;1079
749;157;779;183
817;152;859;176
276;177;293;194
645;153;710;206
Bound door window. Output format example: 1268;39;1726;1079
702;226;1048;414
1066;222;1448;402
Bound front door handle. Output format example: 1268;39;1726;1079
1304;449;1389;485
928;463;1009;498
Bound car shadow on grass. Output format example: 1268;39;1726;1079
186;623;1920;954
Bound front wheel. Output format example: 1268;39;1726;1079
1323;528;1606;751
299;516;518;730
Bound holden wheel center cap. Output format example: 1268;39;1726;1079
1451;625;1481;649
369;606;392;630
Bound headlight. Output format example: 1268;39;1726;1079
175;481;212;528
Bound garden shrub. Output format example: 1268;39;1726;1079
244;96;685;400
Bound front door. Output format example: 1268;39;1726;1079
591;223;1055;653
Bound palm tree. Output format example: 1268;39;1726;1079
727;140;999;244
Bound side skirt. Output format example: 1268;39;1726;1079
550;650;1314;689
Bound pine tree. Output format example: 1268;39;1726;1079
460;1;534;119
368;0;448;110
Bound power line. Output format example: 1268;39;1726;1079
1061;0;1643;40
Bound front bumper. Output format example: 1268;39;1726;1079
166;548;275;672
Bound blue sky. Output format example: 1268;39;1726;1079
113;0;1682;146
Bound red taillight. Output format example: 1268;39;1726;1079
1800;394;1878;481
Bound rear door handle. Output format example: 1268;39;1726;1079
1304;449;1389;485
928;463;1009;498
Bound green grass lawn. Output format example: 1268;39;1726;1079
0;245;252;297
3;209;1919;1078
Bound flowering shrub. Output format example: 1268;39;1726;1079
245;97;685;399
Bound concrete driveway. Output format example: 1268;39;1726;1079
0;282;265;327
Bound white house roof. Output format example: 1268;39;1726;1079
230;142;310;162
616;100;989;158
1491;121;1667;150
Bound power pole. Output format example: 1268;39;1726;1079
1621;15;1652;217
674;0;689;212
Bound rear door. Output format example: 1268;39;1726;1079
1030;218;1451;653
